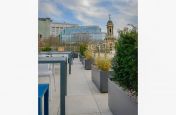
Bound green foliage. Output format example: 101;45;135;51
79;44;87;56
112;26;138;95
41;47;51;51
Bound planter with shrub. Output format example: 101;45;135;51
79;54;82;62
79;44;87;65
73;52;78;58
79;44;87;59
108;26;138;115
91;57;111;93
82;56;85;65
84;50;92;70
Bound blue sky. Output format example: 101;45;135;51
39;0;137;35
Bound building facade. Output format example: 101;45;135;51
50;22;78;37
105;15;116;53
107;16;114;37
38;18;52;38
60;26;106;43
38;18;78;39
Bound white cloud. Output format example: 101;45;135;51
56;0;109;24
57;0;137;31
110;0;138;33
39;0;62;17
39;0;137;35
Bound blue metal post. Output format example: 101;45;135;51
69;54;71;74
44;89;49;115
38;98;42;115
64;60;67;96
38;84;49;115
60;61;67;115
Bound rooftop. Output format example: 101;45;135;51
39;58;113;115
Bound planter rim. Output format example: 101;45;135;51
108;78;138;103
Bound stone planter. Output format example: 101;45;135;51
82;57;85;65
91;65;108;93
108;79;138;115
73;52;78;58
80;56;83;62
84;59;91;70
79;54;81;61
79;55;84;64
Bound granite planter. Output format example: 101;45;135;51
79;54;81;61
82;57;85;65
91;65;108;93
108;79;138;115
73;52;78;58
79;54;83;62
79;55;84;64
84;59;91;70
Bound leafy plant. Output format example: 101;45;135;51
41;47;51;51
95;56;111;72
84;50;93;60
79;44;87;56
112;25;138;95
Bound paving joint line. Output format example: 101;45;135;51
81;68;102;115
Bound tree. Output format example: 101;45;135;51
49;36;60;50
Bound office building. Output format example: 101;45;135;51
38;18;52;38
60;26;106;43
50;22;78;37
38;18;78;39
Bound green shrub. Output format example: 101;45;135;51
112;26;138;96
41;47;51;51
79;44;87;56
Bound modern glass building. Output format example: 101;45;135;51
50;22;78;37
60;26;106;43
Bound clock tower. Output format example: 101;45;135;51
107;14;113;37
104;14;116;54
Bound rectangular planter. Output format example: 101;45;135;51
79;54;81;61
82;57;85;65
73;52;78;58
108;79;138;115
91;65;108;93
84;59;91;70
80;56;83;62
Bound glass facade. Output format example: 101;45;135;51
60;26;106;43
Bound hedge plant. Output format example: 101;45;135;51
41;47;51;51
112;26;138;96
79;44;87;56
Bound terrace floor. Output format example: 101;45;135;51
39;58;112;115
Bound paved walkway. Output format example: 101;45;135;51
39;58;112;115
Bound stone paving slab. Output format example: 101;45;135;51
94;94;111;113
66;95;99;114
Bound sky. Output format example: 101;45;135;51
39;0;138;36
